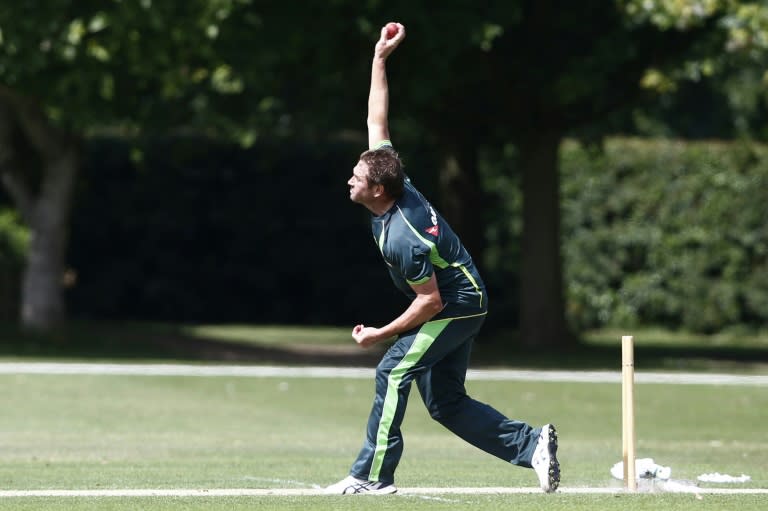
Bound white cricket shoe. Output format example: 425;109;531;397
531;423;560;493
324;475;397;495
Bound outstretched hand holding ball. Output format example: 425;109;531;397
378;21;405;57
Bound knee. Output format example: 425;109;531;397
427;406;447;422
426;394;464;423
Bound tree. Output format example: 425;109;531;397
476;2;727;348
0;0;252;330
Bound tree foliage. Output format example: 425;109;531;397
617;1;768;139
0;0;251;132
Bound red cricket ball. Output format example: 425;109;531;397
385;22;398;39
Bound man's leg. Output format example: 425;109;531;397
345;316;462;485
348;339;414;484
415;324;540;466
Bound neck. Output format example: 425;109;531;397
367;197;396;217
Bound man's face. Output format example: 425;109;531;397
348;160;379;204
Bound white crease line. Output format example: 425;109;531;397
0;487;766;497
0;362;766;385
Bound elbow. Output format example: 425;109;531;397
414;294;443;320
427;296;444;316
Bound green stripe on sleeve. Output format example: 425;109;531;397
406;275;431;286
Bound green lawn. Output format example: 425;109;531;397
0;365;765;510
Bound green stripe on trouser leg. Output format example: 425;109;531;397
368;321;448;481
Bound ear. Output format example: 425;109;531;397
372;184;385;198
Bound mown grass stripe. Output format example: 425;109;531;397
0;363;765;386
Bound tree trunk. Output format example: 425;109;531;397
519;127;574;348
438;144;485;264
0;86;79;331
21;149;78;329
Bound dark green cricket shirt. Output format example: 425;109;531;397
369;143;487;315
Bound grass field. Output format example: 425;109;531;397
1;358;766;510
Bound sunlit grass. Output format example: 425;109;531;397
0;370;766;511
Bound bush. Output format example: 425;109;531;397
561;138;768;333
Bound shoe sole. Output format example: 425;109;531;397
340;483;398;495
544;424;560;493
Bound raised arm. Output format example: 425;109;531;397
367;22;405;150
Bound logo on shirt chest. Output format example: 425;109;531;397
425;206;439;236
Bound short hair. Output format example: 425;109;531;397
359;147;405;200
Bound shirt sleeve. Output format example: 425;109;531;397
390;238;433;286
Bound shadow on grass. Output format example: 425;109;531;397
0;321;385;367
1;321;767;371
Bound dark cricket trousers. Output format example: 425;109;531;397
349;311;541;484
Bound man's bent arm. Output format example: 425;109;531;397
378;274;443;338
352;274;442;347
